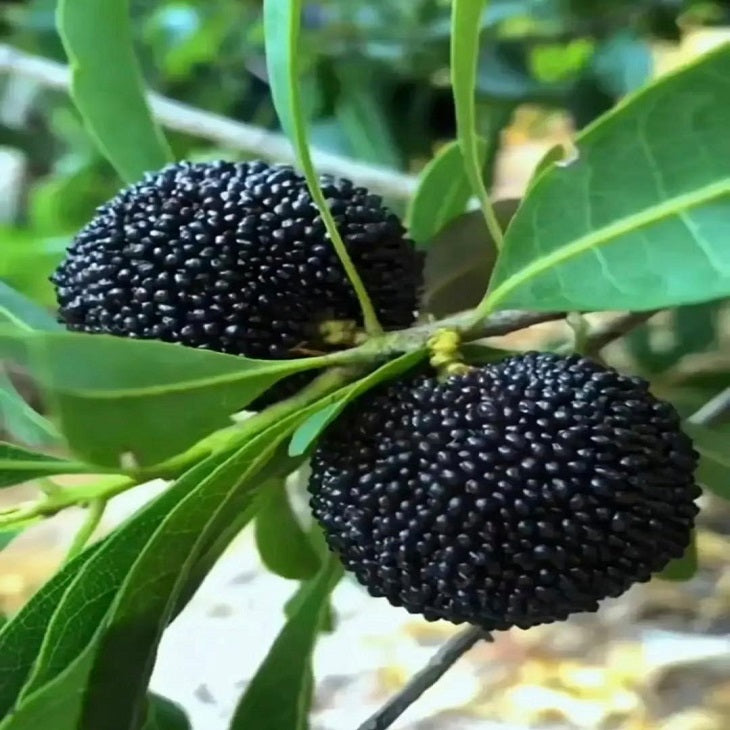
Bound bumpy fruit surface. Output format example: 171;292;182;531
51;160;421;403
309;352;700;631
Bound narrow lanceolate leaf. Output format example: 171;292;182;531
289;350;428;456
13;454;234;706
229;553;342;730
0;542;104;718
255;479;320;580
0;443;97;489
0;449;253;730
80;436;293;730
0;329;328;467
57;0;172;182
451;0;501;247
0;372;61;448
6;394;330;730
263;0;382;334
0;282;60;332
407;139;487;247
486;44;730;313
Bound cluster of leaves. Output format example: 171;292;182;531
0;0;729;728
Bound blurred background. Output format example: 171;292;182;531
1;1;729;728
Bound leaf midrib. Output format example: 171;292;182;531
45;358;325;400
488;177;730;308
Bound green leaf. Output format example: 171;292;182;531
283;524;335;633
485;44;730;313
451;0;496;238
263;0;381;333
255;479;320;580
0;329;328;467
0;443;97;489
422;203;518;318
289;350;428;457
0;282;60;333
686;422;730;499
11;392;329;729
0;640;100;730
0;229;67;310
229;553;342;730
57;0;172;183
659;530;698;582
12;455;232;708
13;432;281;727
142;694;191;730
0;372;61;448
0;541;105;718
262;0;300;146
407;140;488;247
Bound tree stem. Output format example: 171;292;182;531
356;627;491;730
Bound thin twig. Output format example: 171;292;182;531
0;43;418;200
0;476;134;529
356;626;491;730
358;309;567;360
582;310;660;355
688;387;730;426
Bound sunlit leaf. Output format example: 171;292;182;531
0;542;105;718
451;0;495;236
0;329;328;467
57;0;172;182
486;45;730;312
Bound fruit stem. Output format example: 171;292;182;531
318;319;368;348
